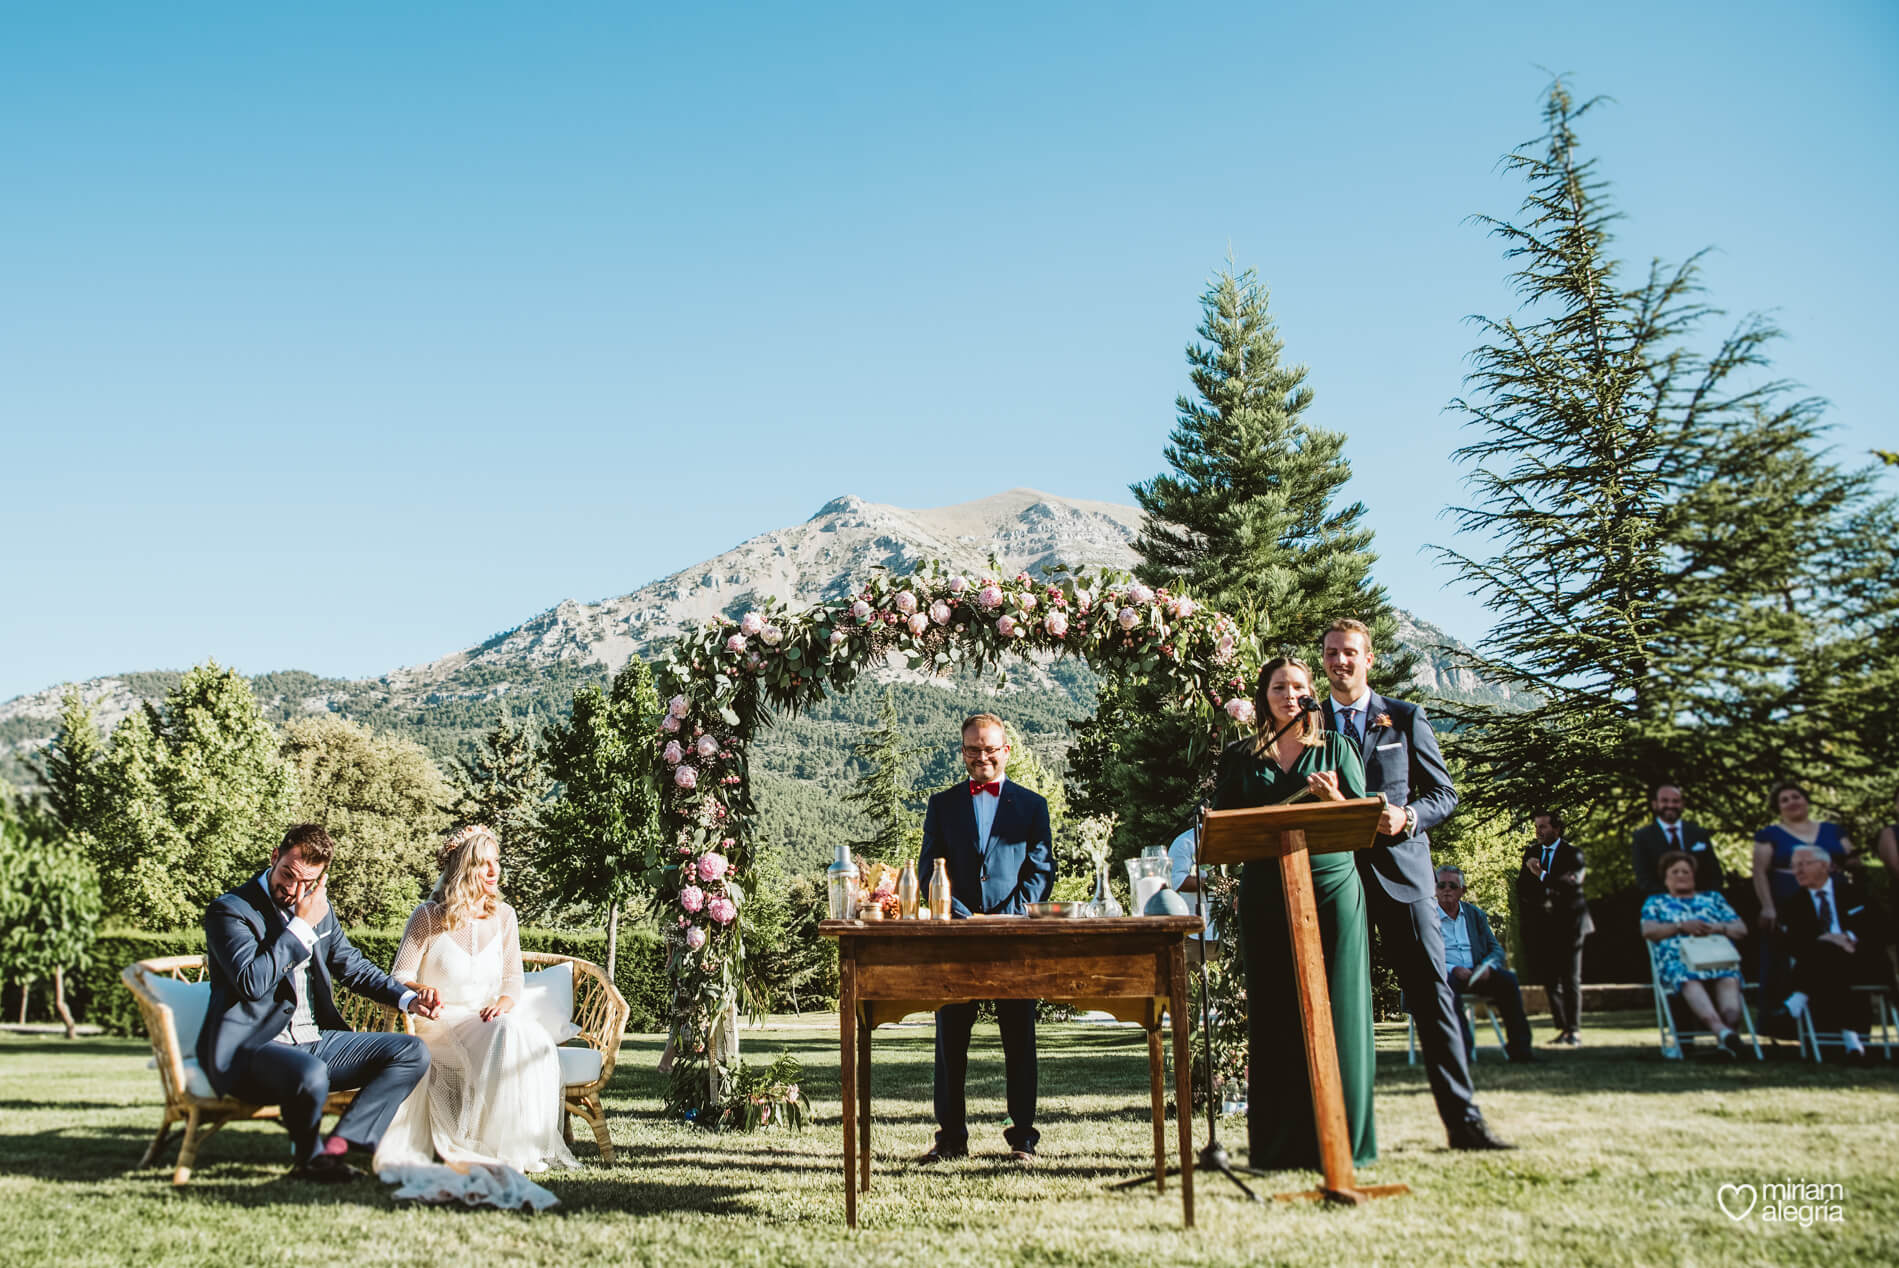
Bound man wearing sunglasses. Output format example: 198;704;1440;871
914;713;1053;1166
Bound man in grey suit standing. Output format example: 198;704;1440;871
1321;619;1511;1150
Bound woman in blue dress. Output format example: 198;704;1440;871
1751;782;1856;1005
1642;851;1748;1055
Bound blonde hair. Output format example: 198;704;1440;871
433;824;502;930
1250;656;1326;756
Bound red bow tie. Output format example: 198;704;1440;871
970;780;1001;797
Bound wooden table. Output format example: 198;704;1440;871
819;915;1202;1229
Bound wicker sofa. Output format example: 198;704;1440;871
122;949;628;1183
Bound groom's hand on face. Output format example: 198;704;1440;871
293;876;331;927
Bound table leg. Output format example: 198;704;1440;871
1170;943;1195;1228
1147;1020;1166;1193
840;957;857;1228
858;1013;872;1194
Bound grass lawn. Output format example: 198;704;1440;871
2;1012;1896;1267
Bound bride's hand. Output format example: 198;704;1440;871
1306;770;1343;802
479;995;516;1023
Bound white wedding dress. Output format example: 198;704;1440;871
374;901;576;1209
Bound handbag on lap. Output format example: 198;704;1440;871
1677;934;1741;971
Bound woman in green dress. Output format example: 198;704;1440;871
1216;655;1375;1170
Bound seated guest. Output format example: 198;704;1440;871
1166;819;1220;962
1631;784;1726;896
1641;850;1748;1058
200;824;441;1181
1433;866;1534;1063
1875;787;1898;902
1752;782;1857;1008
1779;844;1893;1064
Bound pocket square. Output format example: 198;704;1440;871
1375;742;1403;752
1847;906;1865;916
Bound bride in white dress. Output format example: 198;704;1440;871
375;825;577;1207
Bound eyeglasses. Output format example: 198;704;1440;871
961;745;1007;758
1435;882;1464;890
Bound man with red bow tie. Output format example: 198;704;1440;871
915;713;1054;1165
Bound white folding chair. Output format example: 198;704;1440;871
1795;985;1896;1063
1407;993;1505;1065
1648;939;1762;1060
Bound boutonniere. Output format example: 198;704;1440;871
1373;712;1394;730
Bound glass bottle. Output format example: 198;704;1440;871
929;857;953;920
897;860;920;918
826;844;859;919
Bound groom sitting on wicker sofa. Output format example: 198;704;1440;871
200;824;442;1181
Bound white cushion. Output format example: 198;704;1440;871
516;962;582;1045
147;974;211;1052
178;1058;216;1099
557;1045;603;1087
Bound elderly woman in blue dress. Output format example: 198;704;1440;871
1642;850;1748;1056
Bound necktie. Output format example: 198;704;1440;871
1542;846;1555;876
1340;709;1359;743
1816;889;1834;933
1667;825;1681;851
970;781;1000;797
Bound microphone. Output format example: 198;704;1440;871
1297;696;1321;714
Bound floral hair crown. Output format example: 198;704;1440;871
439;824;498;870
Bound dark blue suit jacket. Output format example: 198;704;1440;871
198;875;410;1095
1324;693;1458;905
917;780;1054;918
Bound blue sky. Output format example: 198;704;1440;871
3;1;1894;702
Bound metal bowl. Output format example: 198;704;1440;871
1026;901;1084;919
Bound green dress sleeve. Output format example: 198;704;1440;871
1328;733;1367;799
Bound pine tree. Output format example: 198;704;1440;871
1436;81;1899;859
842;689;925;860
539;659;664;976
83;662;296;929
30;689;104;843
1072;263;1406;853
451;710;555;920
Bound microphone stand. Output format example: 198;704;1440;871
1114;699;1321;1202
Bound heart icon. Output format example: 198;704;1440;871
1718;1183;1758;1221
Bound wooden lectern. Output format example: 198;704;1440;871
1198;796;1411;1205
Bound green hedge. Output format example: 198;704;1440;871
68;923;671;1039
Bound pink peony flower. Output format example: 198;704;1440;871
929;600;952;626
977;584;1004;610
1225;698;1256;726
1018;591;1037;610
894;590;918;614
1118;606;1140;630
851;600;872;621
696;734;720;759
708;896;737;925
1044;611;1069;637
1127;582;1155;605
662;740;684;765
907;612;930;636
739;612;765;636
829;628;848;646
685;925;706;951
1014;572;1031;585
996;614;1017;638
1172;596;1197;618
669;694;689;719
680;885;705;913
1215;633;1237;662
726;633;747;653
948;575;968;594
761;624;783;646
698;852;728;882
674;764;698;790
660;714;681;733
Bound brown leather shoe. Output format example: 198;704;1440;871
1008;1149;1036;1165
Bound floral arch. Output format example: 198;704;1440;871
649;562;1256;1120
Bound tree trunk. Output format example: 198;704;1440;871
53;967;77;1040
17;978;28;1025
605;902;620;983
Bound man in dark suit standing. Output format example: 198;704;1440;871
1320;619;1511;1151
1779;844;1894;1064
914;713;1054;1165
1516;811;1594;1046
200;824;440;1180
1630;784;1726;895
